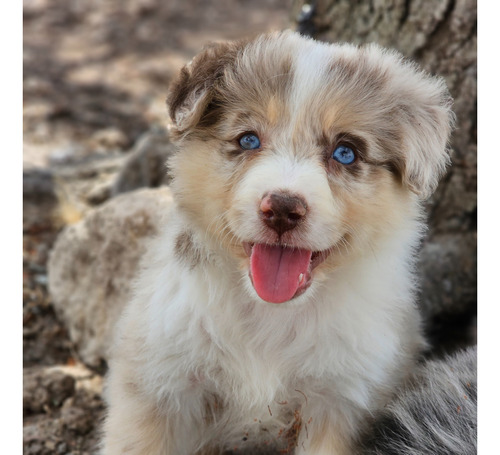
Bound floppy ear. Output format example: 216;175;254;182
167;40;243;135
392;63;455;199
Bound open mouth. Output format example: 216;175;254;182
242;242;331;304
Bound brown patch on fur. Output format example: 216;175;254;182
167;138;236;252
368;158;405;184
279;409;302;454
320;53;418;187
371;131;406;182
329;49;390;96
197;100;227;131
267;96;281;126
263;57;293;126
214;53;293;138
167;39;249;136
203;392;224;425
168;38;293;141
124;380;140;395
174;230;203;269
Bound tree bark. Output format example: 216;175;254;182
290;0;477;355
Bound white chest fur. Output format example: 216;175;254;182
113;218;423;452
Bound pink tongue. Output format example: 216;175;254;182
250;244;312;303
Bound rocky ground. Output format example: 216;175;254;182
23;1;290;453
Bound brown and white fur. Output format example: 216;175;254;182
101;31;453;455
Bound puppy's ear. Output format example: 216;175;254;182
392;61;455;199
167;41;243;134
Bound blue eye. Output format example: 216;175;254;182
239;133;261;150
332;145;356;165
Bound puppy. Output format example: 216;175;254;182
102;31;453;455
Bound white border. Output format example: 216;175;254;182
2;1;22;454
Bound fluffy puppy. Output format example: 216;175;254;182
101;31;453;455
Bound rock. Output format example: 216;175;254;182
23;152;127;233
23;367;76;415
60;404;94;434
48;363;104;395
89;127;129;151
418;233;477;355
23;169;60;232
23;0;51;17
49;143;91;167
86;180;113;206
23;364;104;455
24;418;68;455
111;125;176;196
48;151;128;217
45;130;173;210
418;234;477;317
50;151;126;179
48;187;174;368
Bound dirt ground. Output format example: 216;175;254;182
23;1;290;453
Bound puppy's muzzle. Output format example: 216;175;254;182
259;192;308;236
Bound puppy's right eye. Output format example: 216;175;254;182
331;145;356;165
239;133;261;150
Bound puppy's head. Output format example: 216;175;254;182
167;31;454;304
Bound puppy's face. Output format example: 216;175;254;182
167;31;453;304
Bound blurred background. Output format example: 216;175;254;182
23;0;291;169
23;1;476;453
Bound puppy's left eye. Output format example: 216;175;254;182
239;133;261;150
332;145;356;165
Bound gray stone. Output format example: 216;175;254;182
48;187;174;368
418;233;477;318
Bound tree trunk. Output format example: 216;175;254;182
290;0;477;355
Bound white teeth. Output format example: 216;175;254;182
298;273;304;285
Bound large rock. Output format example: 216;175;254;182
48;187;174;369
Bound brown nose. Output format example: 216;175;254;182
259;192;307;236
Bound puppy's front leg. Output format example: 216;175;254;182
102;389;168;454
102;369;210;455
295;407;359;455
